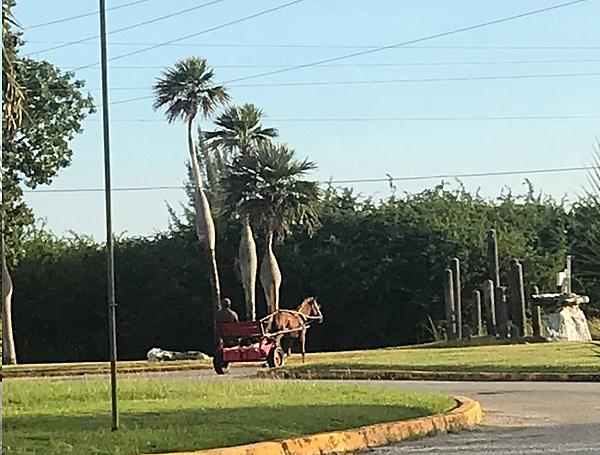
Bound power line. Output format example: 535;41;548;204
56;71;600;91
25;0;152;30
222;0;591;85
72;0;309;72
23;166;595;194
105;0;592;107
24;0;228;57
232;71;600;87
84;115;600;122
62;59;600;71
24;41;600;50
331;166;595;184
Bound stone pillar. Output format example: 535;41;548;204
487;229;500;287
495;285;509;339
472;290;483;337
444;268;457;341
508;259;527;338
483;279;496;335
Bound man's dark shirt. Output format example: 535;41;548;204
216;308;239;345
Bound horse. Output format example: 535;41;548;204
262;296;323;363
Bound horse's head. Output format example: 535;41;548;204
303;297;323;323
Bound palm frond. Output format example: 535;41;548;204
2;2;25;135
205;103;278;155
152;57;229;123
221;142;322;239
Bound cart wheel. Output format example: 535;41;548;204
267;347;285;368
213;350;230;375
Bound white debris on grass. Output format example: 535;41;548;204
147;347;209;362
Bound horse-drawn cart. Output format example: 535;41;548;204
212;321;285;374
213;297;323;374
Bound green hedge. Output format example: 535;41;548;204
9;185;599;363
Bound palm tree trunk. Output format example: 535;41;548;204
2;239;17;364
260;230;281;313
188;117;221;347
239;216;257;320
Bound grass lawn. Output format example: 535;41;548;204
2;379;455;455
287;341;600;374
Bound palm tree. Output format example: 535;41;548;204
153;57;229;346
205;103;278;156
2;1;23;365
205;104;278;321
222;142;322;313
2;2;24;138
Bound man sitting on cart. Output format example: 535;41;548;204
216;297;239;347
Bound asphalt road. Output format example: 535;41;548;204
361;380;600;455
4;369;600;454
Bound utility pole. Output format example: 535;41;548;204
99;0;118;431
566;254;572;294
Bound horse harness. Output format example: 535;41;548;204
260;309;321;337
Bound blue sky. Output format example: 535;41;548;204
14;0;600;240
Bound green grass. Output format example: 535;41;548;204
2;379;455;455
287;341;600;374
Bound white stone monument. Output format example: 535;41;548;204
531;293;592;342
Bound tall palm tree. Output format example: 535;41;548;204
2;1;23;365
222;143;322;313
153;57;229;346
205;104;278;320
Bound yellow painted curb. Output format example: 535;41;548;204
144;396;482;455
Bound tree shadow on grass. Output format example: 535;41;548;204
2;403;435;455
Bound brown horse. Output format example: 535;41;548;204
262;297;323;363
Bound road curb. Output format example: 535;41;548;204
141;396;482;455
256;368;600;382
2;362;259;380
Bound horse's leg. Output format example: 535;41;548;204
275;333;284;348
281;336;291;357
300;328;306;363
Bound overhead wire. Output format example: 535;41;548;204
80;115;600;122
222;0;591;85
45;71;599;92
62;59;600;71
24;166;595;194
104;0;592;106
23;0;229;57
23;41;600;50
71;0;309;72
25;0;152;30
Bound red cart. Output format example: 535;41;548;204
213;321;285;374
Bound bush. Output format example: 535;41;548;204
587;317;600;340
10;184;599;363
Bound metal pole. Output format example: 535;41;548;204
450;258;462;339
99;0;118;431
566;255;572;294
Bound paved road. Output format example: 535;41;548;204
360;380;600;455
5;370;600;454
